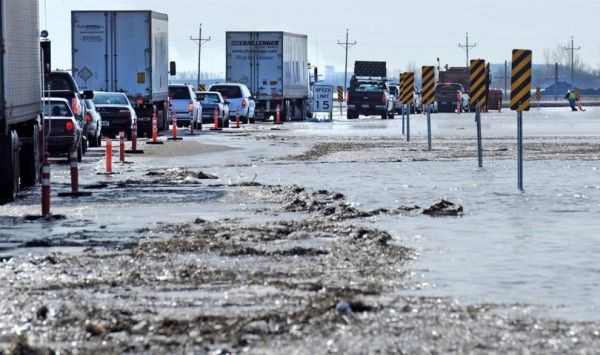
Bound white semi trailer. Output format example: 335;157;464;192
0;0;42;200
71;11;175;136
226;31;309;121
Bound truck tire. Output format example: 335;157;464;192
20;123;40;187
0;131;20;201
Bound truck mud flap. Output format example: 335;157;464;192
0;131;21;201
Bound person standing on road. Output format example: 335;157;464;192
565;90;577;111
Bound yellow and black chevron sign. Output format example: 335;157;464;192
421;66;435;105
198;84;206;92
510;49;532;111
399;73;405;99
469;59;486;108
535;87;542;101
337;86;344;102
400;72;415;104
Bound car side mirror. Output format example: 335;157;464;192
82;90;94;100
169;61;177;76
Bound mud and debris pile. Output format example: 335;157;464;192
0;216;414;353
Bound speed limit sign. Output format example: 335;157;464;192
313;85;333;113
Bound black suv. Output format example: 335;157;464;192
346;78;395;119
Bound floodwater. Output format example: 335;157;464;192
2;106;600;324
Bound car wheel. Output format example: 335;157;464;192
381;113;387;120
389;112;395;119
82;137;88;154
249;116;255;124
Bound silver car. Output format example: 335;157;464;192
208;83;255;124
84;99;102;147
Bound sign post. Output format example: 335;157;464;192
421;66;436;151
510;49;532;192
470;59;487;168
313;85;334;121
399;74;405;135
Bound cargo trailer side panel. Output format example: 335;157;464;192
226;32;284;100
72;11;112;91
226;32;255;93
150;12;168;102
2;0;41;125
114;11;151;98
282;33;308;99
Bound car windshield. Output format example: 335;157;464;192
356;82;384;92
169;86;191;100
436;84;463;93
93;93;129;105
210;85;242;99
47;77;72;91
43;101;72;117
196;93;220;103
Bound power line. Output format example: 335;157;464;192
458;32;476;67
563;36;581;88
190;24;211;87
337;29;357;97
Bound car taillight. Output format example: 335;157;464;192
85;113;92;122
347;92;351;102
382;94;387;104
241;99;247;108
71;97;80;115
65;121;74;132
136;97;144;106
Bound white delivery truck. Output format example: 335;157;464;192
71;11;175;136
226;32;309;121
0;0;42;200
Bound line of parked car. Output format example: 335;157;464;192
167;82;257;130
42;70;260;161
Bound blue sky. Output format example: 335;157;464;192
43;0;598;75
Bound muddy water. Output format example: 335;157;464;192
1;110;600;352
214;159;600;321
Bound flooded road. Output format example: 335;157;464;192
1;108;600;352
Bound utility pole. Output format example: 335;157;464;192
545;63;565;101
494;60;510;100
458;32;476;67
337;29;357;98
562;36;581;89
190;24;211;89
